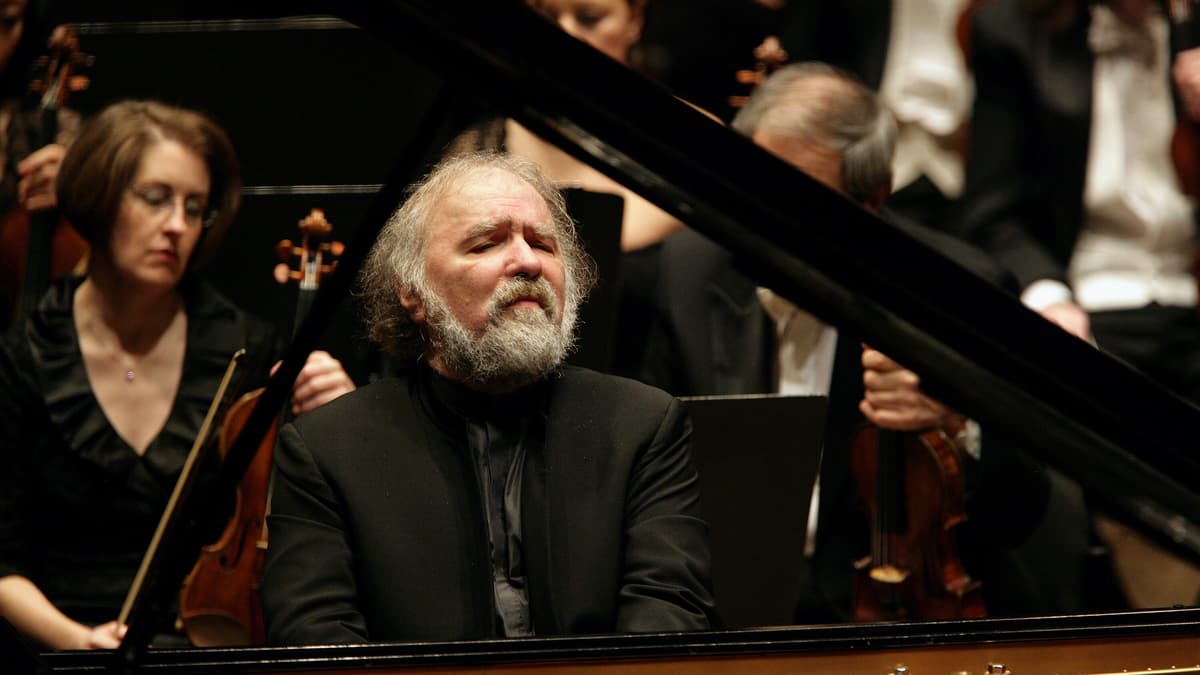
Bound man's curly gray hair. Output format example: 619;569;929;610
359;151;597;361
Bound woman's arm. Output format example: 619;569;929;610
0;576;123;650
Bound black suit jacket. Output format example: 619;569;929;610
262;365;717;644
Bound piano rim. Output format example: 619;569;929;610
35;606;1200;671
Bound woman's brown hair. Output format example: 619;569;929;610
56;100;240;268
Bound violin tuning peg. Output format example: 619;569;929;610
329;241;345;257
273;263;291;285
734;70;759;85
275;239;294;261
753;35;788;64
299;208;333;238
67;75;89;91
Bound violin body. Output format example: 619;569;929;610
177;388;277;646
850;426;985;621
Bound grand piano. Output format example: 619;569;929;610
24;0;1200;672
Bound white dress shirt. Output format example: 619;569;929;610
879;0;975;197
758;287;838;556
1026;5;1197;312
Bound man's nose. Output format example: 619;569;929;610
505;238;543;279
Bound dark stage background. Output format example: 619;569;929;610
35;0;777;383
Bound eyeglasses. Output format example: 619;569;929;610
127;184;213;229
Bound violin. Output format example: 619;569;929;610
0;24;91;326
174;385;276;646
728;35;788;110
849;425;986;621
272;207;345;318
177;208;343;646
1168;1;1200;201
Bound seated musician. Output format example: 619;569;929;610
0;100;355;651
261;151;718;644
0;2;84;328
641;63;1085;620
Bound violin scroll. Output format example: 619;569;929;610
272;208;344;288
729;36;788;109
30;25;93;113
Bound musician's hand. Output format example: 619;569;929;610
16;143;67;212
77;620;126;650
1039;301;1092;342
281;350;355;416
1175;47;1200;122
860;346;965;432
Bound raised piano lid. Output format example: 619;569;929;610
328;0;1198;555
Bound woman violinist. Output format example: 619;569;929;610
0;100;353;651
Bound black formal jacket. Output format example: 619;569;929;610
640;221;1061;620
261;364;717;644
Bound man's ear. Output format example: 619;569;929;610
399;285;426;325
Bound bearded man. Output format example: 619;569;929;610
260;152;717;645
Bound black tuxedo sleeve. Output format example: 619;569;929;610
616;397;719;631
262;423;368;645
959;6;1069;291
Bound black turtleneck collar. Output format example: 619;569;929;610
421;361;552;426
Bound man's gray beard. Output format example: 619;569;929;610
423;277;576;392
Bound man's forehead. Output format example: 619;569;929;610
752;129;844;194
433;167;553;230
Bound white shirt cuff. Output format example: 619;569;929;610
1020;279;1074;312
957;419;982;461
